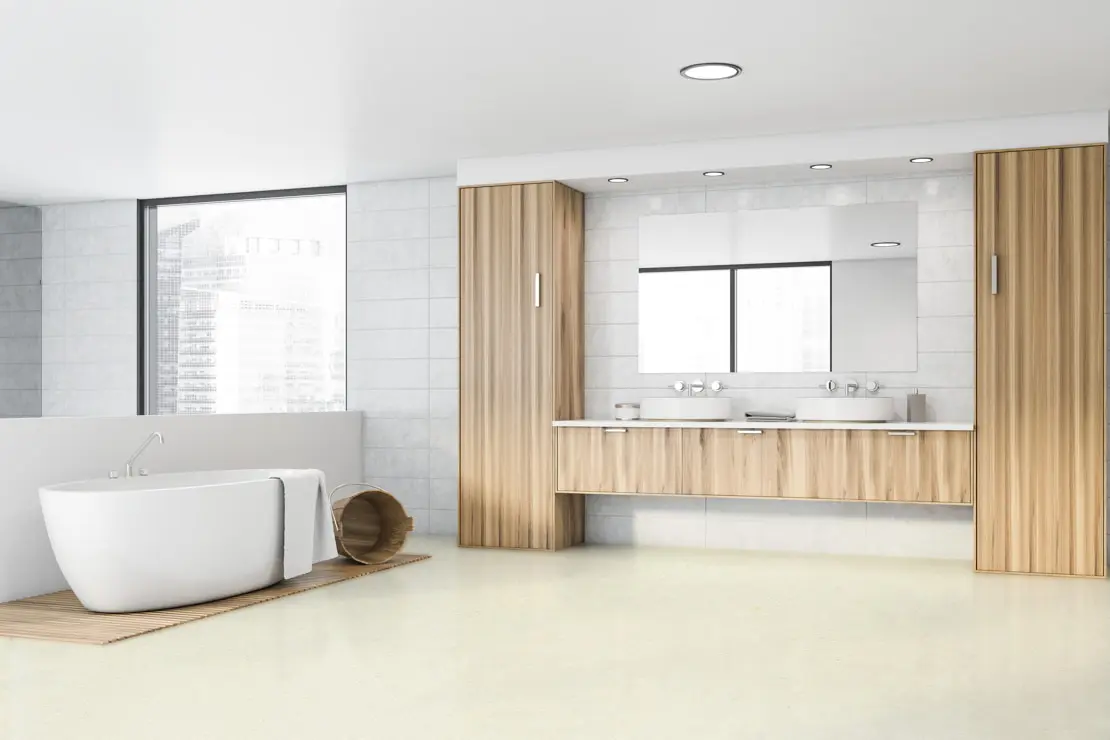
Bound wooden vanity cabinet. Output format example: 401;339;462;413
556;427;682;494
680;429;773;497
555;426;973;504
771;430;853;500
850;431;973;504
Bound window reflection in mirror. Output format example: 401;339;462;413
638;270;731;373
734;265;830;373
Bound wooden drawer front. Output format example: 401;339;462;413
770;430;853;500
556;427;682;494
851;430;972;503
852;431;919;502
681;428;770;497
918;431;972;504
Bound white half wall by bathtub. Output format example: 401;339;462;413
0;411;361;603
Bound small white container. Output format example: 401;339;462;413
614;403;640;421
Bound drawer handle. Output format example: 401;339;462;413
888;431;917;437
736;430;764;435
603;428;628;433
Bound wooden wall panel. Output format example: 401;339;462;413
975;145;1106;576
550;183;586;549
518;182;553;549
556;428;683;494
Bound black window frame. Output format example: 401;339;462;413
638;260;833;373
137;185;348;415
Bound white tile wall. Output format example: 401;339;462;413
39;201;137;417
347;177;458;537
0;207;42;417
583;171;978;559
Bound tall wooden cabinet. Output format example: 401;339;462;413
458;182;586;549
975;145;1107;576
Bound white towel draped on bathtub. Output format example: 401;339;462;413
269;469;339;579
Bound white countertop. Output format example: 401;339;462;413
553;419;974;432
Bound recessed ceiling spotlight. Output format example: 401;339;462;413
871;241;901;248
810;163;833;170
608;177;629;183
703;171;726;177
909;157;934;164
679;62;743;81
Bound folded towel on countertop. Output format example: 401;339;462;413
744;411;796;422
269;469;339;579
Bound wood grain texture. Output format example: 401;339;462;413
975;145;1106;577
918;432;974;505
562;428;972;503
850;431;973;504
556;427;683;494
680;429;769;497
771;430;852;500
550;183;586;549
0;555;430;645
332;490;414;564
459;183;585;550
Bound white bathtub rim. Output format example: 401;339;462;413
41;468;278;495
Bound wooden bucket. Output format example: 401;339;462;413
330;484;415;565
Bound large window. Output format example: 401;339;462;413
141;188;346;415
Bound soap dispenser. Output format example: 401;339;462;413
906;388;927;423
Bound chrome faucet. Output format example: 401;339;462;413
671;380;707;396
125;432;163;477
844;381;859;397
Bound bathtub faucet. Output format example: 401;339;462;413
125;432;164;477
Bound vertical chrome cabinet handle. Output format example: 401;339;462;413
533;273;541;307
603;428;628;433
990;254;999;295
888;431;917;437
736;430;764;435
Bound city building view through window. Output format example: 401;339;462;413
145;190;346;415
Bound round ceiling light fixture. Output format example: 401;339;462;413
871;241;901;248
607;177;629;183
810;163;833;170
702;171;726;177
679;62;743;81
909;157;934;164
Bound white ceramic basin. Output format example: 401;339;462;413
795;397;895;423
639;397;732;421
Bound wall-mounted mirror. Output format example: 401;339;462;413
638;202;918;374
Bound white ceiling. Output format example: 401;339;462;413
0;0;1108;204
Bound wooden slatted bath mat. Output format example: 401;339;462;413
0;554;430;645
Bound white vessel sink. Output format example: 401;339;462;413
639;397;732;421
795;397;895;423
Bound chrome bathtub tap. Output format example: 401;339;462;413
125;432;163;477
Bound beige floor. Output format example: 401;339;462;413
2;537;1110;740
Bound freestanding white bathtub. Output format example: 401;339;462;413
40;470;285;613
